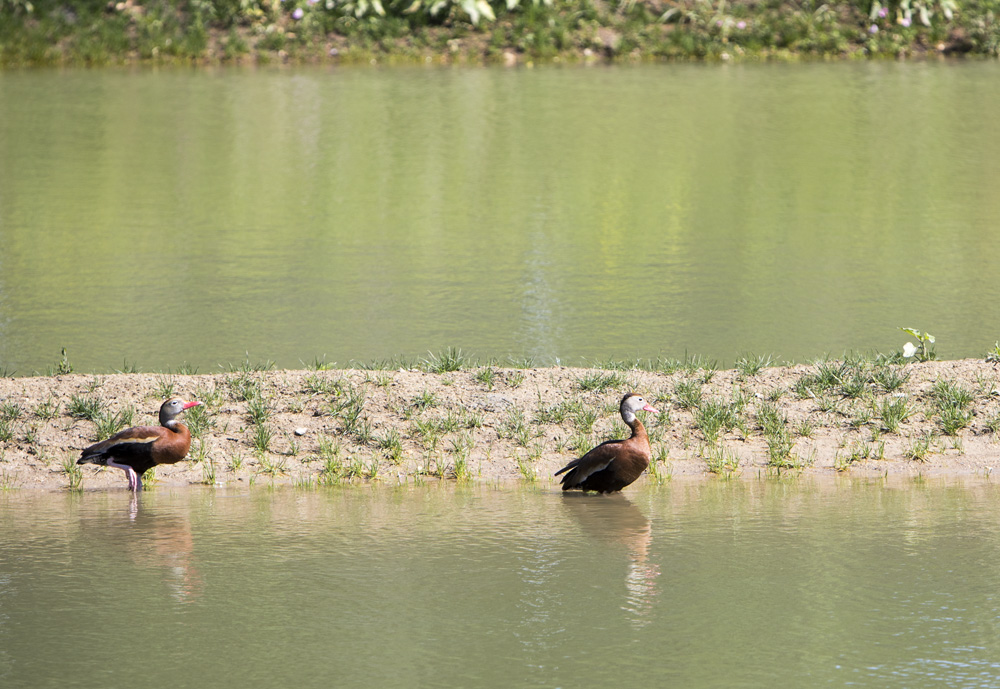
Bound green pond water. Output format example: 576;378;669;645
3;480;1000;688
1;62;1000;373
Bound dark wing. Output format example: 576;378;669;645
555;439;625;489
78;425;163;465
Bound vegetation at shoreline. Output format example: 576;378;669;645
1;0;997;66
3;347;1000;491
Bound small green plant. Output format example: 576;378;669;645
422;347;468;373
873;365;910;393
67;395;103;421
252;423;274;454
94;407;135;441
55;348;73;375
576;371;627;392
226;354;275;373
0;418;14;442
986;342;1000;364
794;418;815;438
23;423;39;446
308;355;335;371
704;444;740;478
879;396;912;433
901;327;936;362
228;372;263;403
304;374;342;395
450;432;474;481
201;457;217;485
499;408;533;446
756;401;785;437
734;353;774;378
185;405;213;439
765;427;798;469
33;398;60;420
931;379;974;409
515;456;537;482
193;384;224;408
1;402;23;420
647;445;671;484
938;406;972;436
474;367;496;390
246;394;272;426
257;452;286;477
115;359;139;374
571;405;599;433
506;371;525;388
378;428;404;464
154;375;176;399
318;456;345;485
695;399;738;443
62;455;83;491
412;389;438;410
673;379;703;409
905;431;936;462
188;438;209;464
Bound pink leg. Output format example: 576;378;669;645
108;460;140;491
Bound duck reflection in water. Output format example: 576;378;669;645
561;493;660;626
116;495;204;603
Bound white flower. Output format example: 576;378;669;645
903;342;918;358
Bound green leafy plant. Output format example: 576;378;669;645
900;327;936;362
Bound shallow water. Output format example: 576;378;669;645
1;62;1000;372
3;480;1000;688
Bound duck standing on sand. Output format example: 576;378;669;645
78;397;202;491
555;393;659;493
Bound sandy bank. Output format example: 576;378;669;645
1;358;999;492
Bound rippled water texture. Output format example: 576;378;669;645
1;62;999;372
4;481;1000;688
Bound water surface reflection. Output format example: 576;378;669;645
2;481;1000;688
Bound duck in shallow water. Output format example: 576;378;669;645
555;393;659;493
78;397;202;491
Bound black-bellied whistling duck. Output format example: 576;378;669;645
77;398;202;491
555;393;659;493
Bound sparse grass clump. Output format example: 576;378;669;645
33;398;61;420
1;402;23;421
252;424;274;454
412;389;438;410
0;418;14;442
67;395;103;421
185;404;214;439
905;431;936;462
304;374;343;395
94;407;135;441
673;379;703;410
735;353;774;378
878;396;912;433
378;428;404;464
62;455;83;491
422;347;468;373
576;371;627;392
704;444;740;478
931;379;974;435
474;367;496;390
694;398;739;443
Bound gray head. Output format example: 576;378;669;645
158;397;202;427
619;393;659;425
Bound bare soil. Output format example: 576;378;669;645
2;359;1000;492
